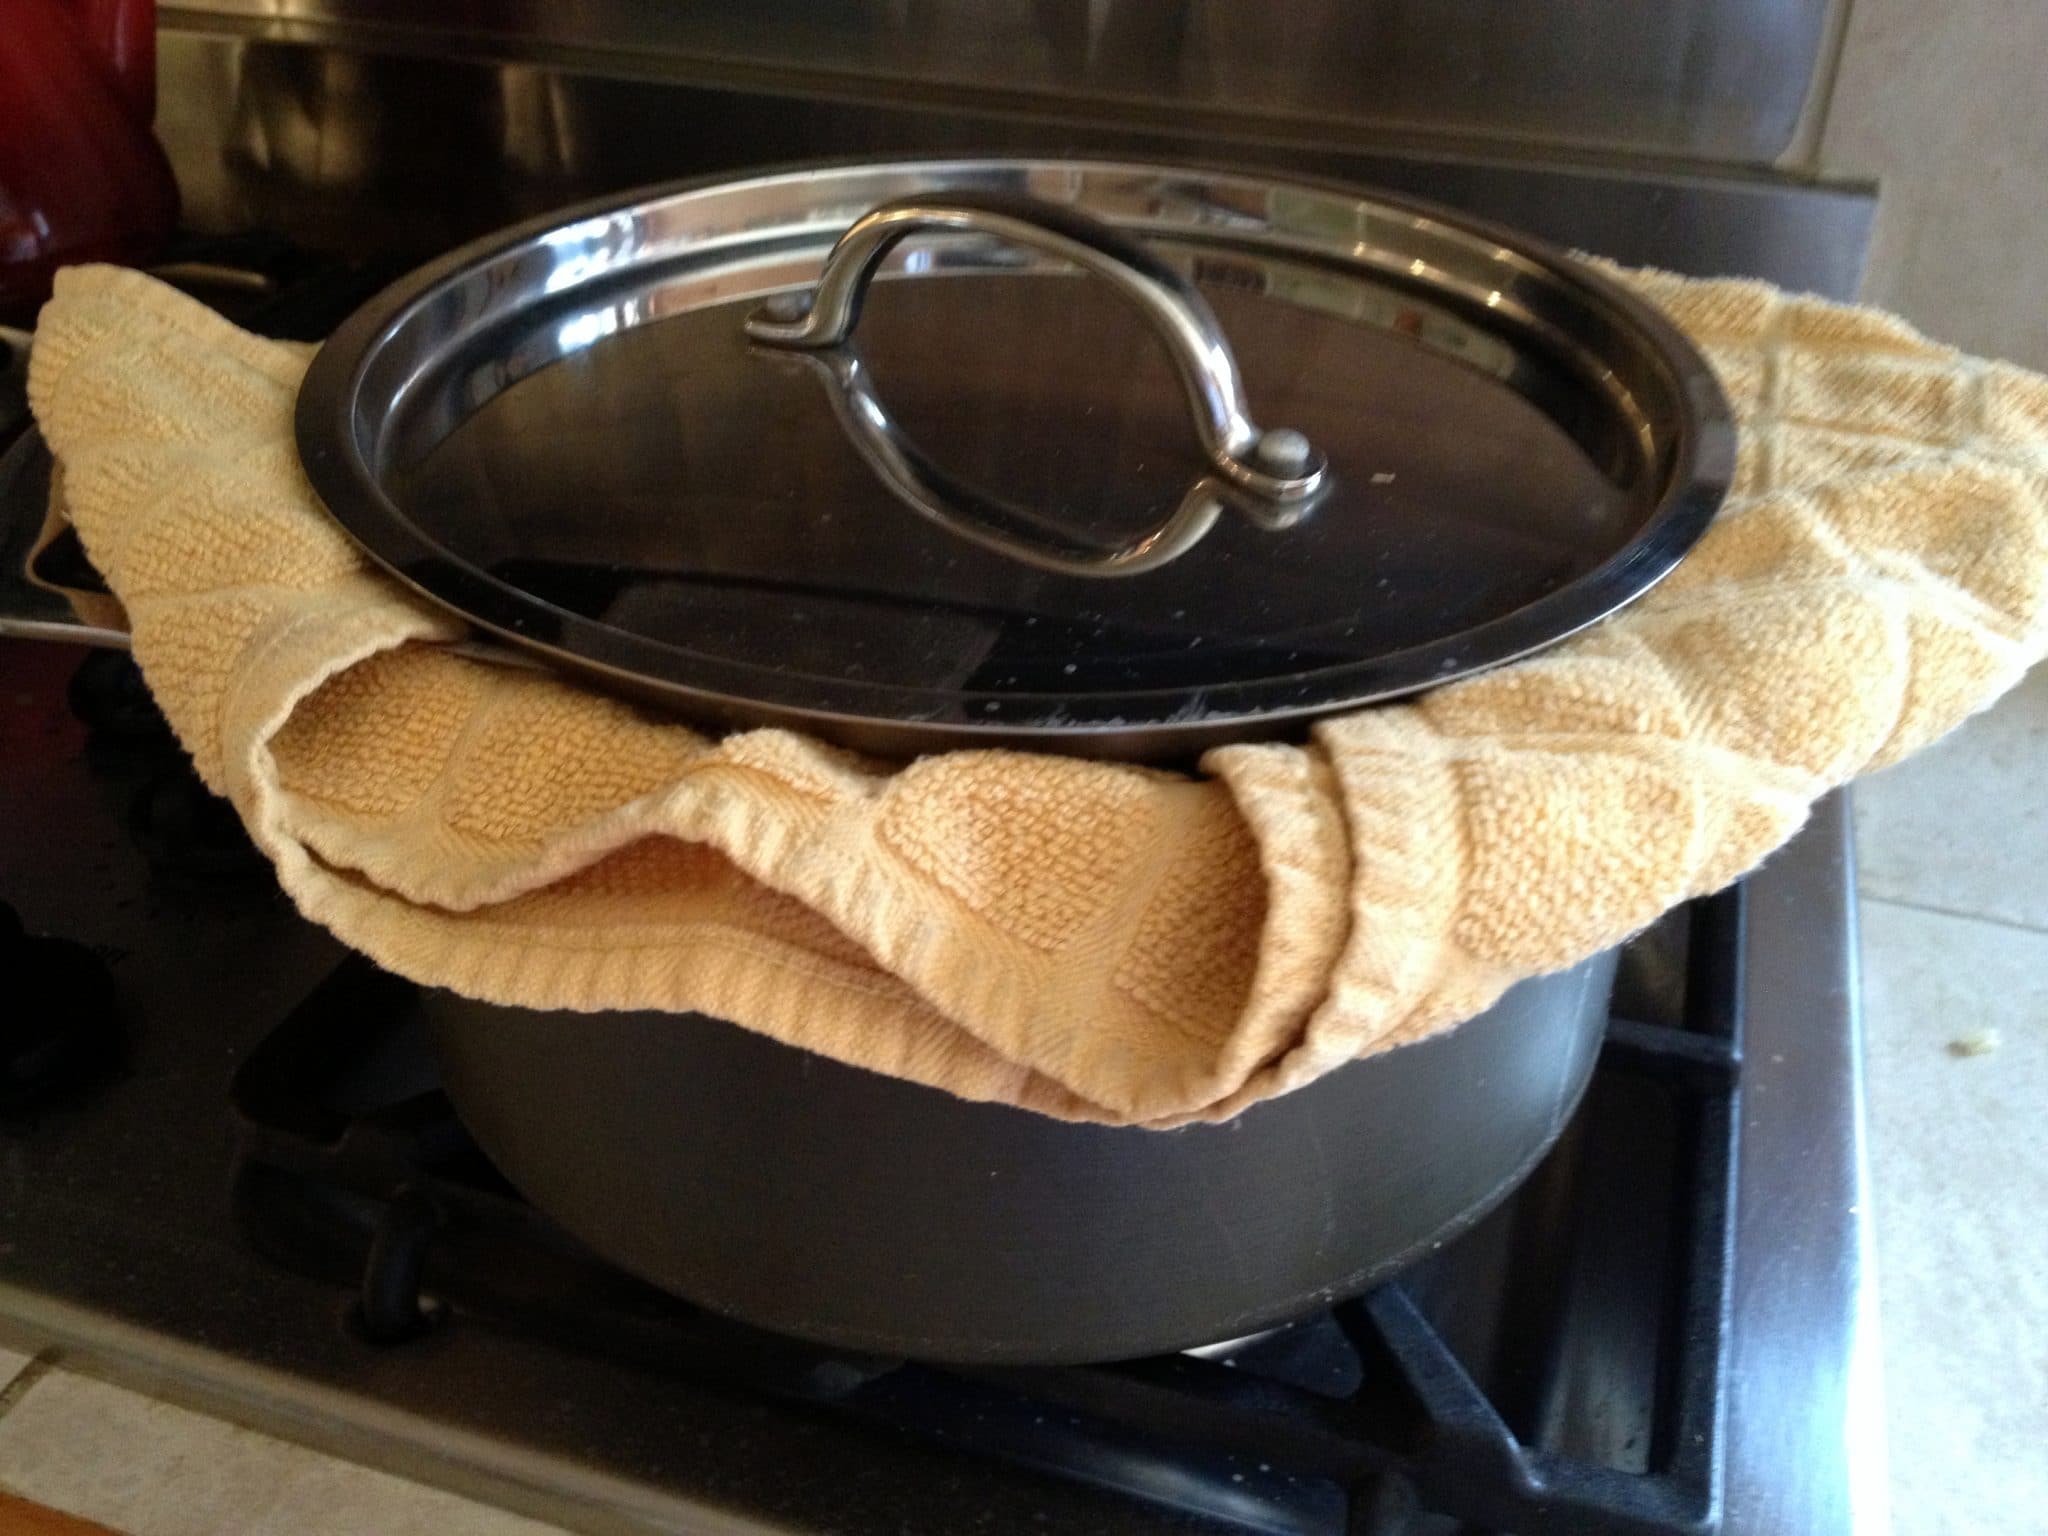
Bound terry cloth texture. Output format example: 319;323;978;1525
26;263;2048;1126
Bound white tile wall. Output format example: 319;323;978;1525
1856;899;2048;1536
1858;667;2048;929
1820;0;2048;371
1824;8;2048;1519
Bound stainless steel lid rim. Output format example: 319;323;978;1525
297;156;1734;759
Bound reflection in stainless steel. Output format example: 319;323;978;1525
159;0;1849;170
150;30;1880;302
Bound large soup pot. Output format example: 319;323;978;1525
8;159;1731;1362
423;956;1617;1363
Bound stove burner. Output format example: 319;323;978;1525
227;893;1743;1536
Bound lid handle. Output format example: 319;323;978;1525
761;344;1236;578
745;191;1330;509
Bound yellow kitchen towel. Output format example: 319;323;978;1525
26;264;2048;1126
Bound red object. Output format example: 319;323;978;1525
0;0;178;312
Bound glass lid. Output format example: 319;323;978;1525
296;159;1733;761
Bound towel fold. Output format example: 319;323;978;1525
26;263;2048;1125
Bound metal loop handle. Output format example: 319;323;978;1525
745;191;1330;519
767;347;1273;580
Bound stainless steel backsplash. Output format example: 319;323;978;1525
149;3;1872;296
160;0;1850;170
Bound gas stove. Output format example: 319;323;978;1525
219;891;1745;1536
0;29;1883;1535
0;633;1882;1536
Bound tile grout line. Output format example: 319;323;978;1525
1857;890;2048;936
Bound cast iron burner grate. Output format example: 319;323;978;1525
228;893;1742;1536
